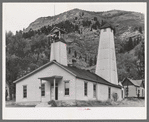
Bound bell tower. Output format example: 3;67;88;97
47;27;67;66
95;23;118;85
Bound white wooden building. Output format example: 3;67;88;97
13;25;123;103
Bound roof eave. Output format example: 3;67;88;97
76;76;121;89
13;61;54;83
13;60;77;84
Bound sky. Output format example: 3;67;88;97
3;2;146;34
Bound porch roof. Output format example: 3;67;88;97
38;75;63;81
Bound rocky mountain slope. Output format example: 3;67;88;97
23;8;145;80
25;9;144;36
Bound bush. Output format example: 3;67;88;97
112;93;119;101
48;100;57;107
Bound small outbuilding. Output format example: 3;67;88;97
121;78;145;98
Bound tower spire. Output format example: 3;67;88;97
95;23;118;85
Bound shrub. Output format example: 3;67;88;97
48;100;57;107
112;92;119;101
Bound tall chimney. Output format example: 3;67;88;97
48;27;67;66
95;23;118;85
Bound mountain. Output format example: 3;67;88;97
6;8;145;100
23;8;144;78
25;9;144;35
8;8;145;83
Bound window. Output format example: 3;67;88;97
121;90;123;98
125;87;129;96
41;84;45;96
23;85;27;98
104;29;106;32
108;87;111;99
64;81;69;95
93;84;96;98
84;82;88;96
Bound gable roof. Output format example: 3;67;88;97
13;60;121;88
128;78;143;87
13;60;76;83
50;26;67;34
122;78;143;87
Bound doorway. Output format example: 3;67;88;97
50;82;58;100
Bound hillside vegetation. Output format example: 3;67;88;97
6;8;144;100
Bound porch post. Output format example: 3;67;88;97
53;78;56;100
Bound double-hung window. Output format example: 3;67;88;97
23;85;27;98
108;87;111;99
125;87;129;96
84;82;88;96
41;84;45;97
93;84;96;98
65;81;69;95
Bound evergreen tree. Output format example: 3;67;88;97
94;17;97;21
127;37;133;51
85;56;87;62
94;56;97;65
79;55;82;59
82;12;84;16
74;51;77;58
68;47;71;54
75;25;79;32
101;20;106;26
89;58;93;66
139;26;142;34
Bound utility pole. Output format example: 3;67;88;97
54;4;55;16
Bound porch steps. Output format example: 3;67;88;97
35;102;51;107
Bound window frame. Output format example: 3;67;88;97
121;89;123;98
93;84;96;98
23;85;27;98
64;80;70;96
41;83;45;97
108;87;111;99
125;87;129;96
84;82;88;96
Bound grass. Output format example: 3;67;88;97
6;104;36;107
5;98;145;107
6;100;37;107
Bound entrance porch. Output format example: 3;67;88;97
38;75;63;102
